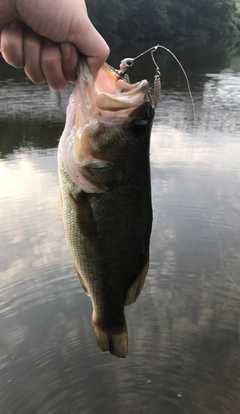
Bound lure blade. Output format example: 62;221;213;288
153;71;161;108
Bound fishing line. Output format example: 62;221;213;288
153;45;240;340
151;50;227;265
118;44;240;337
153;45;196;122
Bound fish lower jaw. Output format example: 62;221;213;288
96;84;149;112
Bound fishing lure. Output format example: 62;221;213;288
118;44;195;117
118;45;161;109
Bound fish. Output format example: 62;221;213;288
58;56;155;358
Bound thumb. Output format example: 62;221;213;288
67;12;109;78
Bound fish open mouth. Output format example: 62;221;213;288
74;58;150;128
94;64;149;111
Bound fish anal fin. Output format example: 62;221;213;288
74;264;89;296
92;311;128;358
83;163;124;189
124;253;149;307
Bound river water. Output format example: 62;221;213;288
1;38;240;413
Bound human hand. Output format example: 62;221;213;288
0;0;109;89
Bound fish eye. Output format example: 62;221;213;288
131;120;148;134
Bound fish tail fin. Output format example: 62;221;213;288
92;311;128;358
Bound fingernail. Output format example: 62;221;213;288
60;42;72;60
8;20;20;31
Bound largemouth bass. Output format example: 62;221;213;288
58;57;155;358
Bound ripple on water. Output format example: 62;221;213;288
1;53;240;413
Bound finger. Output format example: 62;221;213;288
85;26;110;78
60;42;78;83
0;20;24;68
23;28;45;84
40;39;68;90
68;20;109;78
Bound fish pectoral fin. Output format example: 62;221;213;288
83;163;123;189
92;310;128;358
69;191;97;241
124;252;149;307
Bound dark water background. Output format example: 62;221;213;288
1;37;240;413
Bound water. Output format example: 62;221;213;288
1;37;240;413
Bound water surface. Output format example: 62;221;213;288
1;38;240;413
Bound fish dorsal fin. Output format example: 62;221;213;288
124;252;149;307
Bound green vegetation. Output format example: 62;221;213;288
86;0;240;47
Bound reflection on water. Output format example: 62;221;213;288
1;38;240;413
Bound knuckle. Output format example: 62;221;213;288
24;68;45;84
49;79;67;91
1;23;24;67
30;74;45;84
103;44;110;61
13;57;24;68
62;64;77;82
25;37;39;51
41;45;61;64
3;53;24;68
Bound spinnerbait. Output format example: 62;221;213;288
118;45;161;108
118;44;195;118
